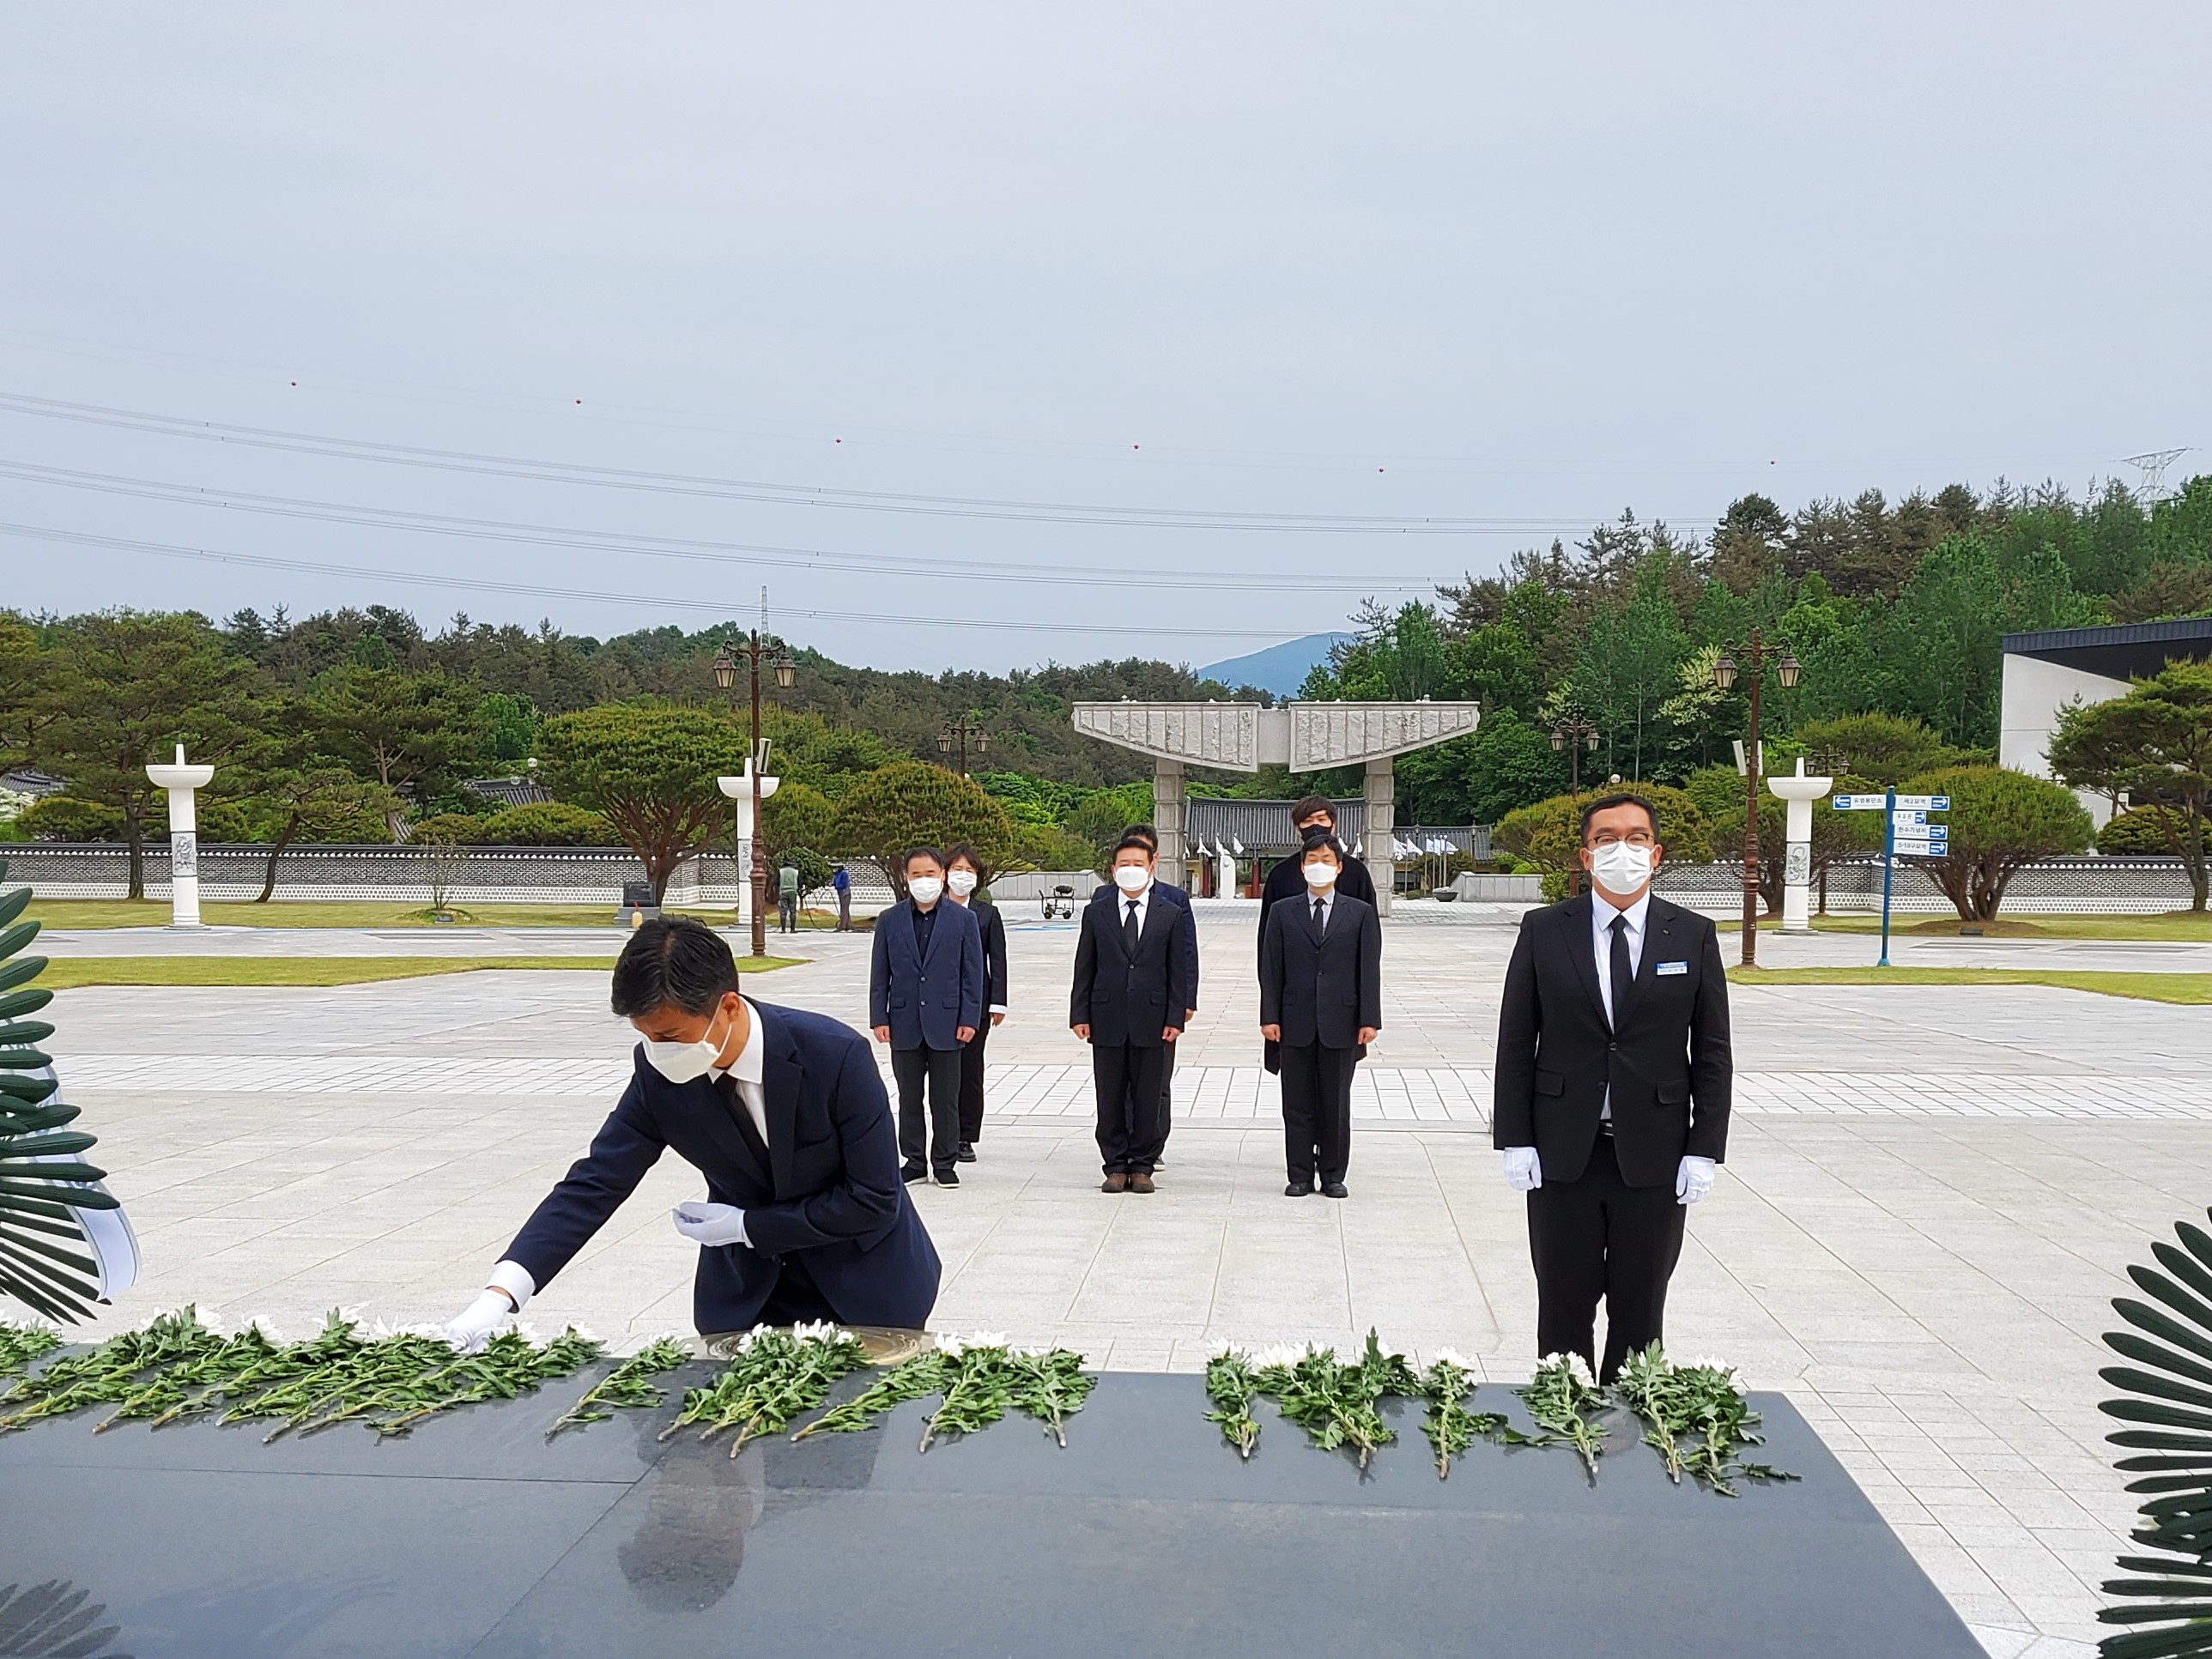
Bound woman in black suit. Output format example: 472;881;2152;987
1259;838;1381;1199
945;844;1009;1165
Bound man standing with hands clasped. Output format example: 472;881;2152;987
1492;792;1731;1383
1070;831;1191;1194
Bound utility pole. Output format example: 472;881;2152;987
2123;449;2191;513
1551;711;1601;896
1712;632;1803;968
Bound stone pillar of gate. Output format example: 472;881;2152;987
1362;756;1395;917
1153;759;1187;889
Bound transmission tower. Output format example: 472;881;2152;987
2123;448;2191;511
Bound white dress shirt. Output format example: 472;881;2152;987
1116;881;1152;937
1590;888;1649;1123
707;996;768;1146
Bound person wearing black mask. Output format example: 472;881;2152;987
1258;795;1377;954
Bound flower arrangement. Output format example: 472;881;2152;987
0;1307;602;1439
546;1335;694;1438
662;1322;869;1454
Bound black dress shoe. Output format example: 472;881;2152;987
934;1166;960;1187
901;1165;927;1184
957;1142;977;1163
1320;1181;1348;1199
1284;1180;1313;1198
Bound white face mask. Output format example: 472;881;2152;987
1589;841;1655;899
643;1003;732;1085
947;869;978;897
1112;863;1151;893
1302;862;1338;889
907;875;944;905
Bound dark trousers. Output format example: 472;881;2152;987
957;1019;989;1145
892;1044;962;1175
756;1250;837;1325
1527;1134;1688;1383
1157;1037;1176;1150
778;895;797;931
1279;1042;1356;1185
1093;1041;1166;1175
837;891;851;930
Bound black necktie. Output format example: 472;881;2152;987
1124;899;1140;954
1609;913;1633;1031
1313;897;1327;936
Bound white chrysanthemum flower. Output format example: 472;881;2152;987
1428;1346;1476;1372
1537;1351;1596;1387
1254;1341;1320;1371
1206;1338;1245;1360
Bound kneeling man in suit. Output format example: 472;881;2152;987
444;917;941;1347
1492;791;1731;1382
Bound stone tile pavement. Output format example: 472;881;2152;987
29;909;2212;1655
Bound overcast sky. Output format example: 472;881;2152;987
2;3;2205;673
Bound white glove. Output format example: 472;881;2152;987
672;1200;749;1247
443;1289;514;1353
1502;1146;1542;1191
1676;1154;1717;1206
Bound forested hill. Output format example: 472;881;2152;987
213;610;1263;788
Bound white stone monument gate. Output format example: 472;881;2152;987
1070;700;1482;915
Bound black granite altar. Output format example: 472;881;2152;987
0;1367;1983;1658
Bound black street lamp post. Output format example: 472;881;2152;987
1710;631;1803;968
713;634;797;959
938;712;990;777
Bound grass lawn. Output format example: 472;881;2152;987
20;898;853;931
1716;910;2212;942
1728;966;2212;1004
37;955;804;990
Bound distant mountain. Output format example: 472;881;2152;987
1198;633;1350;699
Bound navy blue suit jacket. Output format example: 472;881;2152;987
869;898;984;1050
1085;879;1200;1013
502;1001;942;1334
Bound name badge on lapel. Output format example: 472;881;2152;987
1655;960;1688;977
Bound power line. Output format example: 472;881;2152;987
0;390;1634;536
0;521;1318;640
0;457;1431;593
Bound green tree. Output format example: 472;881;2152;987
470;802;612;846
2048;663;2212;910
827;761;1018;894
309;666;478;833
1457;709;1569;825
474;692;536;766
761;781;836;864
1898;765;2094;920
536;703;748;899
1789;711;1960;785
234;766;400;900
1064;782;1154;867
38;612;276;899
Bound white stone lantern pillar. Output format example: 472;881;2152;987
716;761;780;923
145;743;215;929
1767;757;1834;935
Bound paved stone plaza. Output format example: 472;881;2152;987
42;905;2212;1655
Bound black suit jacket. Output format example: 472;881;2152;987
963;899;1009;1010
1258;853;1376;966
1088;879;1200;1012
1070;885;1192;1048
503;1001;942;1333
1259;891;1382;1050
1491;893;1732;1189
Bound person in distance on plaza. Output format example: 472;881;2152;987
1492;791;1731;1384
777;857;801;934
870;846;984;1186
1259;836;1380;1199
942;843;1008;1166
833;863;852;932
1107;822;1197;1165
441;917;940;1350
1070;831;1191;1194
